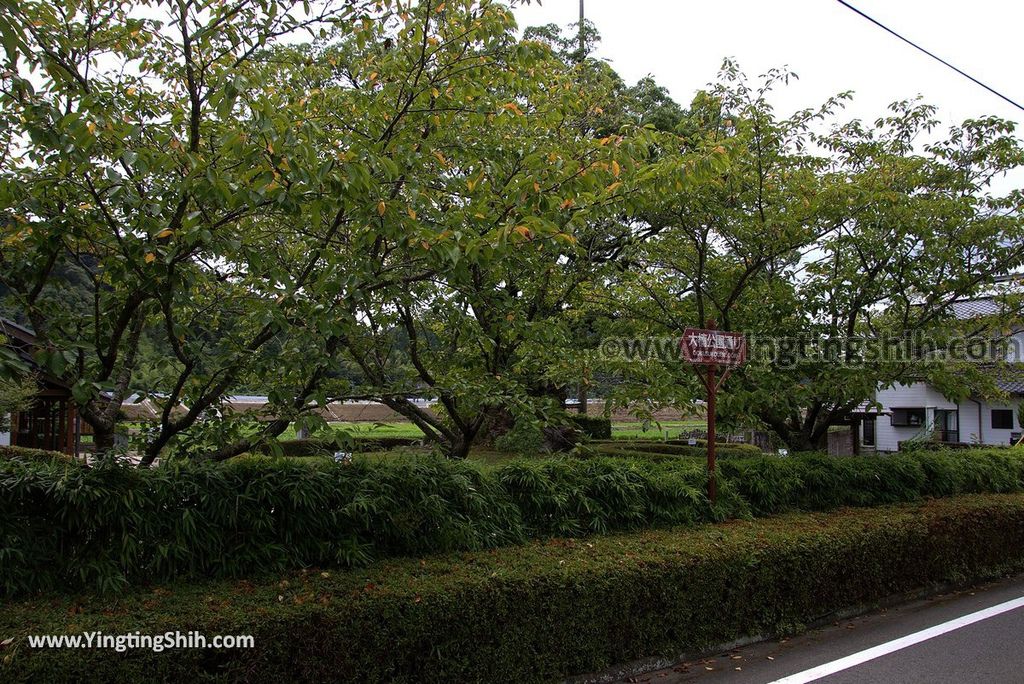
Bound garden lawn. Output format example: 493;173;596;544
611;420;706;439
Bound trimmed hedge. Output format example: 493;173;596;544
0;445;75;464
4;495;1024;683
589;440;762;460
900;440;1013;452
667;438;763;454
719;451;1024;515
569;414;612;439
0;456;739;595
4;449;1024;595
262;435;422;456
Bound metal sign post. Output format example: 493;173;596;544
679;320;746;506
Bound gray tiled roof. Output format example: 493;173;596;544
949;298;1003;319
996;366;1024;395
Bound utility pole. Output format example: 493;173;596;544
578;0;585;61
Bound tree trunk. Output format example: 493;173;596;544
91;425;116;454
758;410;827;452
576;378;588;414
447;436;473;460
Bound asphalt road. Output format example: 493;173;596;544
621;574;1024;684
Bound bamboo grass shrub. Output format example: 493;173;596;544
3;449;1024;594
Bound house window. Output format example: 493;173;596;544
862;416;876;447
992;409;1015;430
891;408;926;427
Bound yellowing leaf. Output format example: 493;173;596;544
407;207;417;220
502;102;524;116
87;122;97;134
533;181;541;193
612;160;621;178
606;181;622;193
431;87;440;98
559;198;575;210
435;2;445;12
144;253;156;263
377;201;386;216
513;225;532;239
432;150;447;165
368;71;378;82
713;145;726;155
156;229;174;239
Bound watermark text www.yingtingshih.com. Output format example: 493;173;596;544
598;332;1024;369
24;630;255;653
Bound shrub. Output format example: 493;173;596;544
4;495;1024;682
568;414;612;440
667;438;763;455
0;445;75;464
900;440;1013;452
263;435;422;457
494;421;547;454
590;440;761;460
3;449;1024;596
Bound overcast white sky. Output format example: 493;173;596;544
512;0;1024;132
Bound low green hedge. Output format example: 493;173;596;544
0;445;75;464
589;440;762;459
900;440;1014;452
4;495;1024;683
262;435;422;457
666;438;763;454
4;449;1024;596
719;450;1024;515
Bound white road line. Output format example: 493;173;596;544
768;594;1024;684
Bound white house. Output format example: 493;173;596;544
858;298;1024;452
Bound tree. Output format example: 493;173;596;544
589;63;841;423
293;7;678;458
0;0;369;456
0;334;36;433
743;101;1024;449
598;65;1024;449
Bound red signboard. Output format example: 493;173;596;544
680;328;746;366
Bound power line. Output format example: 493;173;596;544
834;0;1024;114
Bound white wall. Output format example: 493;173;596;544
873;382;957;452
977;400;1022;446
871;382;1022;451
0;414;9;446
1004;331;1024;362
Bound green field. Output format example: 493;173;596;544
282;420;707;441
610;420;705;439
